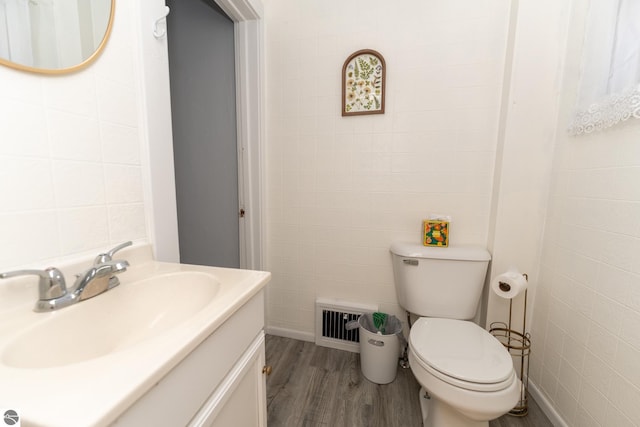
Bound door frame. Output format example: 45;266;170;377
216;0;264;270
137;0;264;269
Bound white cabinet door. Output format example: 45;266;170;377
190;332;267;427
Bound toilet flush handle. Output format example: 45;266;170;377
403;259;419;266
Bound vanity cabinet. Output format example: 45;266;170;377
113;290;267;427
191;334;267;427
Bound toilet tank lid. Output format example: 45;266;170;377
390;242;491;261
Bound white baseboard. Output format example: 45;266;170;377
265;326;315;343
528;380;568;427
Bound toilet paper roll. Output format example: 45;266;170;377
491;271;528;299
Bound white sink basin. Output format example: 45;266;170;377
3;271;220;369
0;244;270;427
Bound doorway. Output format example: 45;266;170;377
138;0;262;268
167;0;240;268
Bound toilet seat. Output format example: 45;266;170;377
409;318;514;392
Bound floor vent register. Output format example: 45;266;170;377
315;298;378;353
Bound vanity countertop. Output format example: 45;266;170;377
0;244;270;427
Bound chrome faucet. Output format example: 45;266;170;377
71;258;130;301
0;267;67;303
0;241;132;312
92;241;132;289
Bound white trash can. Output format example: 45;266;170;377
357;313;402;384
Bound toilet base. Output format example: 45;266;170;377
419;387;488;427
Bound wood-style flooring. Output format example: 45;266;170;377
265;335;552;427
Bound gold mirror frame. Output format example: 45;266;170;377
0;0;116;75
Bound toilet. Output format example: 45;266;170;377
390;242;520;427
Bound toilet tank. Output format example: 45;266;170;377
390;242;491;319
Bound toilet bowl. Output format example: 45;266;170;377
408;318;520;427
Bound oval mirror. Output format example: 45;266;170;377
0;0;115;74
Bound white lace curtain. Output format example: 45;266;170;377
569;0;640;135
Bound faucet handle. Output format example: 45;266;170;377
0;267;67;300
94;241;132;265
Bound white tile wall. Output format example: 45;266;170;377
0;101;48;156
532;87;640;427
0;0;147;270
264;0;511;335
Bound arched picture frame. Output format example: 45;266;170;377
342;49;386;116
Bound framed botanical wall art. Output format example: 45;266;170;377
342;49;386;116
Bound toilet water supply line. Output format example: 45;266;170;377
400;311;413;369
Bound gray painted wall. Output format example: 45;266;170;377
167;0;239;268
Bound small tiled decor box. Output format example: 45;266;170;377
423;220;449;247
